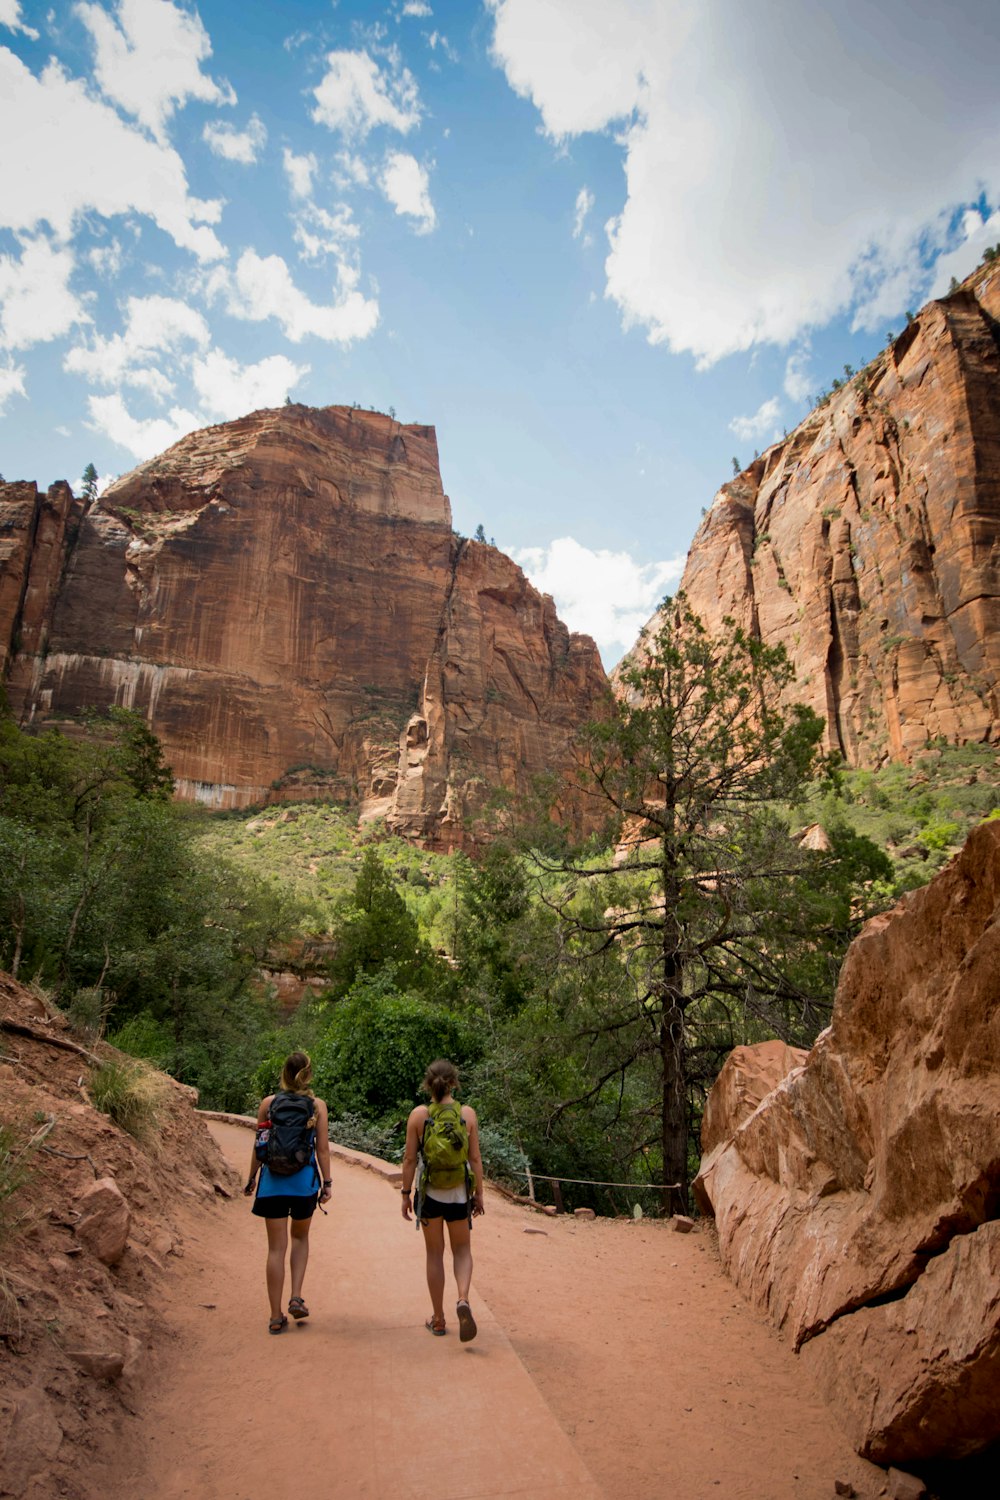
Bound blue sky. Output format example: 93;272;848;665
2;0;999;667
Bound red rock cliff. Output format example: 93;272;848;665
0;405;608;845
628;267;1000;762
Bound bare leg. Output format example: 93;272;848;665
289;1218;311;1302
421;1216;446;1325
446;1217;473;1302
264;1219;288;1320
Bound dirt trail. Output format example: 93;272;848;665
110;1122;883;1500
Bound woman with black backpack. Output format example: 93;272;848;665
400;1059;485;1341
244;1051;332;1334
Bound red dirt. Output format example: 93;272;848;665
99;1121;883;1500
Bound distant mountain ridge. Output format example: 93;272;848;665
621;265;1000;763
0;404;608;848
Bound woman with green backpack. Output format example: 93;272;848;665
400;1059;485;1340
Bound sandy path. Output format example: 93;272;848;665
110;1122;883;1500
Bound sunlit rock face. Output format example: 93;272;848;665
695;820;1000;1465
0;404;608;846
625;269;1000;764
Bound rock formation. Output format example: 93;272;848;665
694;819;1000;1464
626;266;1000;763
0;405;608;846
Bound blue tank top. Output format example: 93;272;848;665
256;1157;319;1197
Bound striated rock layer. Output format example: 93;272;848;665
0;405;608;845
628;267;1000;763
694;819;1000;1464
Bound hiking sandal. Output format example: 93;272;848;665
288;1297;309;1320
456;1300;477;1343
425;1317;446;1336
268;1315;288;1335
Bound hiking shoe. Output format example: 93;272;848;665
456;1300;477;1343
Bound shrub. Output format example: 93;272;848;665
89;1059;161;1142
476;1122;530;1191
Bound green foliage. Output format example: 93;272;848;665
80;462;98;501
310;968;474;1119
0;1122;36;1243
88;1059;161;1141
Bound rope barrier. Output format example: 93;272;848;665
511;1169;681;1190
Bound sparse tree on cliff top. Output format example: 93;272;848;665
534;595;827;1211
80;462;98;501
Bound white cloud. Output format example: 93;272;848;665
283;147;318;200
728;397;782;445
292;202;361;264
217;248;379;344
311;49;421;138
64;293;209;390
88;238;124;278
379;151;435;233
0;235;89;350
77;0;234;142
488;0;1000;364
1;1;38;38
783;349;813;405
191;348;308;418
508;535;685;667
573;185;594;242
86;391;201;459
333;152;372;189
0;359;27;414
929;205;1000;300
0;51;225;260
401;2;432;16
426;31;458;63
203;113;267;165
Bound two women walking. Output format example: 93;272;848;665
246;1054;484;1340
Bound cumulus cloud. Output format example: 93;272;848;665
203;113;267;164
292;202;361;264
488;0;1000;364
311;49;421;138
77;0;234;143
1;1;38;38
0;359;27;414
728;397;782;445
379;151;436;233
0;236;90;350
283;147;318;200
0;50;225;260
64;293;209;393
783;349;813;405
215;248;379;344
508;535;686;667
401;2;432;16
573;185;594;243
86;391;200;459
190;348;308;418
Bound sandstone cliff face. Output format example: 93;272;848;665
694;819;1000;1464
0;405;607;845
632;269;1000;763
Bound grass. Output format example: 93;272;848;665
88;1059;162;1143
0;1123;34;1245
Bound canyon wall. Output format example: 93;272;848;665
0;405;608;846
694;820;1000;1464
631;267;1000;763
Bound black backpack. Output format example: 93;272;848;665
260;1091;317;1176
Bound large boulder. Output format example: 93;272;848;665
74;1176;131;1266
695;819;1000;1464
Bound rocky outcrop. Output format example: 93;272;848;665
0;405;608;846
631;267;1000;763
694;819;1000;1464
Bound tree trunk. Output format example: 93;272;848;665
660;997;688;1215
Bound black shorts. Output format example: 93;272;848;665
252;1194;318;1220
420;1196;470;1224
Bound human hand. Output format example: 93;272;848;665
472;1192;485;1217
401;1191;413;1221
243;1180;256;1198
320;1183;332;1204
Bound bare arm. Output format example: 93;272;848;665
244;1095;273;1196
465;1106;485;1216
400;1105;426;1220
314;1098;332;1203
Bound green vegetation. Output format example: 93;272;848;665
88;1059;162;1142
2;623;995;1215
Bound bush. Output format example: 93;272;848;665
89;1059;161;1142
476;1122;529;1191
107;1010;173;1069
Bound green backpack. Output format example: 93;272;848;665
420;1100;470;1190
